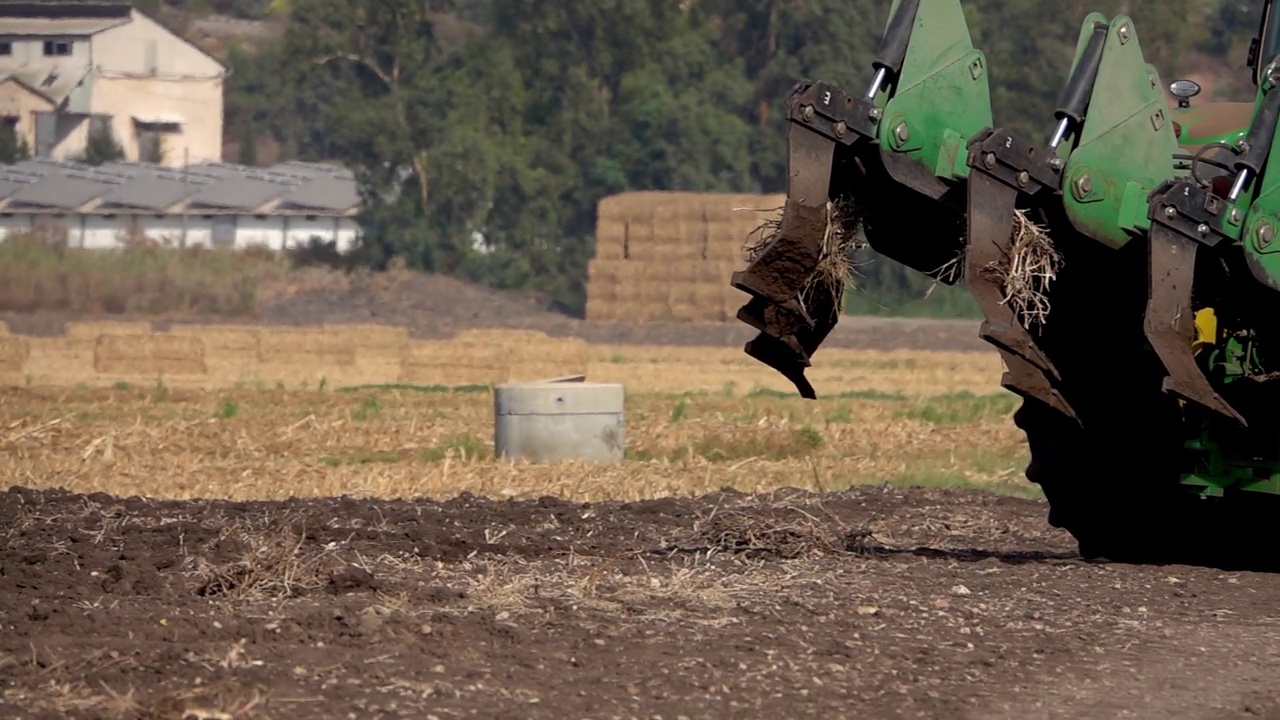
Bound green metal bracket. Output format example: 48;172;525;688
1060;16;1182;250
878;0;993;183
1240;72;1280;292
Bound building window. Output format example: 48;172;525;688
43;41;71;57
0;42;12;56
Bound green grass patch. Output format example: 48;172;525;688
631;425;825;463
420;434;489;462
746;387;907;402
875;471;1044;500
897;391;1019;425
350;395;382;422
336;383;491;395
319;451;404;467
216;400;239;419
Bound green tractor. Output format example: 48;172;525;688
731;0;1280;567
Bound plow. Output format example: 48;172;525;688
732;0;1280;566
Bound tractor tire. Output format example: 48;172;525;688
1015;394;1280;570
1014;394;1205;565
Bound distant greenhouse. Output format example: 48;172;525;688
0;158;362;252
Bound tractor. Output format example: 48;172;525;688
731;0;1280;567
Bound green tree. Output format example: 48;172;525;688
0;122;31;164
73;122;125;166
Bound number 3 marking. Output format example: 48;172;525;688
823;91;832;105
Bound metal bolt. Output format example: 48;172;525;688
1164;206;1178;219
1073;173;1093;199
1198;223;1211;237
801;105;814;121
869;107;883;121
1260;224;1275;247
1230;207;1242;225
894;122;910;144
1049;157;1064;171
834;121;846;138
1017;171;1030;187
1118;24;1131;44
984;153;997;169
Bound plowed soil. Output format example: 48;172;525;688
5;485;1280;720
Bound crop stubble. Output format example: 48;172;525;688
6;345;1280;719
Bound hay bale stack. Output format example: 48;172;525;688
255;328;357;386
65;321;153;340
400;339;506;386
20;337;94;385
401;329;589;386
167;324;263;384
94;334;207;376
587;191;786;323
325;323;410;385
0;335;30;381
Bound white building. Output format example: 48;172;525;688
0;0;227;166
0;157;362;251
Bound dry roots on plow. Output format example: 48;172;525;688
740;199;867;319
935;209;1062;330
986;210;1061;329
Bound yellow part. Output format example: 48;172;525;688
1193;308;1217;354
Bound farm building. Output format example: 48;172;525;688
0;157;362;251
0;0;226;165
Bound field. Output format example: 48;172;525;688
6;338;1280;719
2;244;1279;719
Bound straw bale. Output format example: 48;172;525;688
722;286;752;317
323;323;410;350
168;324;262;354
400;341;505;385
259;327;357;366
655;262;700;285
506;363;589;383
21;337;95;384
585;298;623;322
697;261;734;286
587;283;620;307
693;285;730;322
588;259;627;284
0;335;30;373
94;334;207;376
514;337;588;366
597;190;674;222
637;281;669;307
453;328;555;347
594;219;629;260
65;321;153;341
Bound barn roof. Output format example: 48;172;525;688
0;159;361;215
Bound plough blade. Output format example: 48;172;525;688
962;128;1078;423
1145;225;1247;427
731;119;842;397
964;172;1062;381
729;0;994;399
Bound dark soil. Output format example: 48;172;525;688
4;485;1279;719
0;269;988;352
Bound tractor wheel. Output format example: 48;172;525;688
1013;395;1208;565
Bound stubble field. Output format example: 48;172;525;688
7;339;1280;720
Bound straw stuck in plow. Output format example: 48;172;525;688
740;199;867;321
